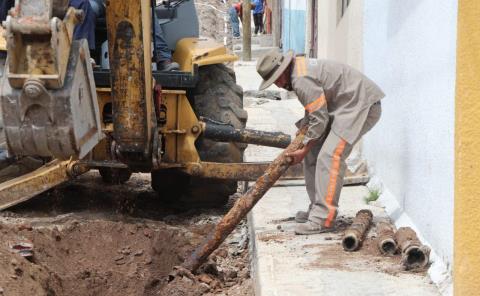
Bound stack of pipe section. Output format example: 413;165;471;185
376;221;398;256
395;227;431;270
342;209;373;252
341;210;431;270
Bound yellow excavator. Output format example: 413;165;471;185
0;0;296;210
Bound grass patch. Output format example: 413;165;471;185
364;188;381;204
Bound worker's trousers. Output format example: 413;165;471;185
253;13;263;34
229;7;240;37
304;102;382;228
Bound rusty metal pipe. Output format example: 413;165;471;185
376;221;397;256
395;227;431;270
181;128;307;273
203;122;291;148
342;209;373;252
177;162;303;181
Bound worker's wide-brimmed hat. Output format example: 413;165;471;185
257;49;294;91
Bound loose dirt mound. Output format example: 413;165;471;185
0;173;252;296
195;0;228;44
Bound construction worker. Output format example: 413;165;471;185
229;1;242;38
256;50;385;235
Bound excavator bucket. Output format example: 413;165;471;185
0;1;103;160
1;40;103;160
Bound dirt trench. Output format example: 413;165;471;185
0;173;252;296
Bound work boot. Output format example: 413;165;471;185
295;211;309;223
157;60;180;71
294;221;335;235
295;204;313;223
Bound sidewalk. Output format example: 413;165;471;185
235;60;440;296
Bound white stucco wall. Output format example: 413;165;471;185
362;0;457;280
313;0;363;70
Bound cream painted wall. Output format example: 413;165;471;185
307;0;364;70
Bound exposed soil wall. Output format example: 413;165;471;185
0;173;252;296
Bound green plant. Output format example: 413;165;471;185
364;188;381;204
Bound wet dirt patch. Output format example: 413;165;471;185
256;231;294;243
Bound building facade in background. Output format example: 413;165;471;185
281;0;306;54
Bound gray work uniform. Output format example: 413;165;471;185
291;56;385;227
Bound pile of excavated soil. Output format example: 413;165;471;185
195;0;238;54
195;0;228;44
0;172;252;296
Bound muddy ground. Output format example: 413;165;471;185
0;172;253;296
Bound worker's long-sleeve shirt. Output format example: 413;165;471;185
291;56;385;145
252;0;263;14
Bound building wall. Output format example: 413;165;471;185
362;0;457;275
310;0;363;70
281;0;306;53
454;0;480;294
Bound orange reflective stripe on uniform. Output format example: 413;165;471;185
295;56;307;77
324;139;347;227
304;94;326;113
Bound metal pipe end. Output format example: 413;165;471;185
342;234;359;252
379;238;397;255
403;245;430;269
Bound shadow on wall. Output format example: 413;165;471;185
387;0;424;37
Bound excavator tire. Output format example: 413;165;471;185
151;64;248;207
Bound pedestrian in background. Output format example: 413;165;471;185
229;1;256;39
252;0;264;35
229;1;242;38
